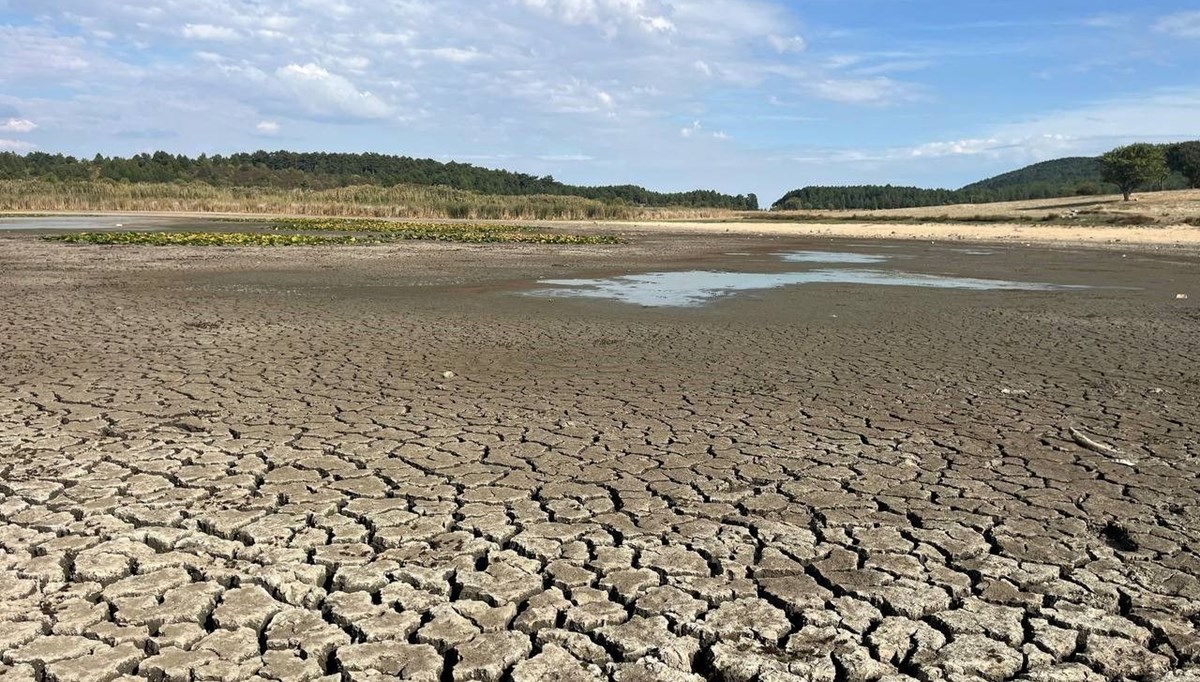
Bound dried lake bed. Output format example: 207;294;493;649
1;224;1198;681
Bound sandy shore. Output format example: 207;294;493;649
606;219;1200;249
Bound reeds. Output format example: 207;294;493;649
0;180;735;221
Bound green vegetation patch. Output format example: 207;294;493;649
44;224;620;247
46;232;379;246
226;217;622;243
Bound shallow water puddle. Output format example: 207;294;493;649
531;269;1087;307
0;216;136;231
779;250;892;264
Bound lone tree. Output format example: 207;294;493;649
1166;141;1200;188
1100;143;1169;201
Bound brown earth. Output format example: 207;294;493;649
766;188;1200;223
1;227;1198;682
629;189;1200;248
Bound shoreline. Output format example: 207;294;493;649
606;219;1200;251
4;209;1200;251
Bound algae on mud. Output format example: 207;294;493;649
43;221;622;247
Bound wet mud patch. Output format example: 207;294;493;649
529;261;1090;307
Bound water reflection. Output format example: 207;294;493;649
532;269;1086;307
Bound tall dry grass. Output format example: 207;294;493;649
0;180;736;221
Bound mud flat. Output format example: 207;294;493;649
1;230;1198;681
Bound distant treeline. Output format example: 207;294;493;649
773;150;1195;211
0;150;759;210
0;179;743;221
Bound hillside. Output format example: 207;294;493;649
0;150;758;211
773;151;1192;211
959;157;1106;194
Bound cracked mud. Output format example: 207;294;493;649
1;233;1198;682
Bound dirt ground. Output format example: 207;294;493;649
1;228;1198;682
765;188;1200;223
616;189;1200;248
608;219;1200;250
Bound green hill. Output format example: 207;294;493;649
772;152;1191;211
959;157;1106;194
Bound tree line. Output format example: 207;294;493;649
0;150;759;210
772;141;1200;211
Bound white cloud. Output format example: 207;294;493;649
256;121;281;135
992;88;1200;145
424;47;481;64
181;24;240;41
0;118;37;133
274;63;393;120
502;76;617;115
0;26;96;78
518;0;675;36
680;120;729;140
804;77;921;105
791;87;1200;171
1155;11;1200;38
0;139;37;152
907;138;1009;158
538;153;595;161
768;34;806;53
1080;14;1129;29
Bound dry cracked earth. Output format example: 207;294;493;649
1;231;1198;682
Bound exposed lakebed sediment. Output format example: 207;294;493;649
0;231;1197;681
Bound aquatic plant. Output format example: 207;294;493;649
44;228;620;246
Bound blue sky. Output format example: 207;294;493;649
1;0;1199;203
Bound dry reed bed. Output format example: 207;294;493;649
0;180;736;221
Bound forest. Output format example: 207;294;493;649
0;150;759;210
772;147;1196;211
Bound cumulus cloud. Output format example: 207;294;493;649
0;118;38;133
274;63;392;120
0;0;1000;201
1155;11;1200;38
